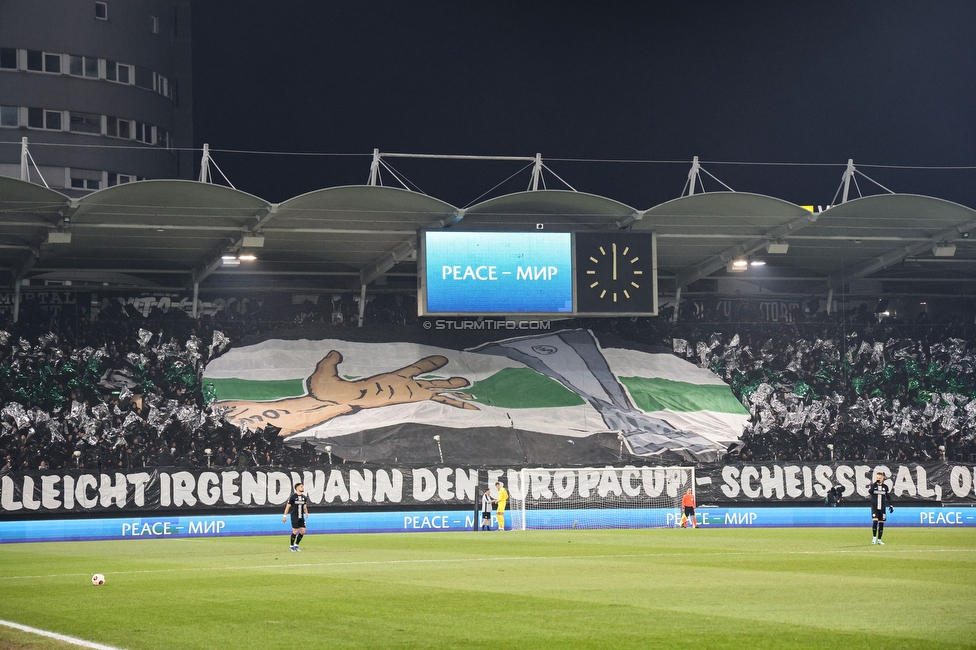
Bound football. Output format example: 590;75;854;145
91;573;105;586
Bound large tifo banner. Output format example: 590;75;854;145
205;329;749;463
2;463;975;516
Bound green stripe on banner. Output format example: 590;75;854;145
619;376;749;414
208;377;305;401
467;368;585;408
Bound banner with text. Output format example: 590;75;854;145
2;462;975;517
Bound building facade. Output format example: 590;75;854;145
0;0;193;195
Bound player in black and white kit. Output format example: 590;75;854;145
283;483;309;552
481;487;494;531
868;472;893;545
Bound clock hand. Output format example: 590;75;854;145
612;243;617;280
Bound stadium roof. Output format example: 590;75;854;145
1;175;974;302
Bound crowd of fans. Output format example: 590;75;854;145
1;293;974;473
0;300;322;474
672;309;976;463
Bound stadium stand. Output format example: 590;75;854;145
1;294;973;472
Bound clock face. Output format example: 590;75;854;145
575;232;655;314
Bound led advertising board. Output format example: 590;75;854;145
422;231;574;314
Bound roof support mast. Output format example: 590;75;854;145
199;143;211;183
530;153;543;191
368;148;381;186
841;159;855;204
685;156;701;196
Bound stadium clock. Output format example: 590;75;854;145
574;232;656;314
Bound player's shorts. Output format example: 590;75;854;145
482;512;492;520
871;508;886;522
290;516;306;528
683;506;695;517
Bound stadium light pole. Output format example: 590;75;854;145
827;443;834;461
325;445;333;464
434;435;443;463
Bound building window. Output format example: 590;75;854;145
28;108;62;130
69;55;99;78
108;173;135;187
107;116;133;139
71;178;101;190
151;15;159;34
0;48;16;69
95;2;108;20
26;50;43;71
45;110;62;130
135;121;154;144
0;106;18;127
29;51;62;73
134;66;153;89
45;53;61;73
69;111;102;134
105;60;131;83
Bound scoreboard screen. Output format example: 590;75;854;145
418;230;658;317
423;231;573;314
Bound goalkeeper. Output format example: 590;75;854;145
494;481;509;531
680;488;698;528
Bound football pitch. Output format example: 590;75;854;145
1;528;974;649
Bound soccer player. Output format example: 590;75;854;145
868;472;893;545
283;482;309;551
481;486;494;531
494;481;509;531
680;488;698;528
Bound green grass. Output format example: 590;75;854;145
1;528;974;649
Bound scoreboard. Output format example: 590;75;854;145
418;230;658;316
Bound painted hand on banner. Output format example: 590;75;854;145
217;351;476;435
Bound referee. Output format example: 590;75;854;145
283;482;309;552
868;472;893;545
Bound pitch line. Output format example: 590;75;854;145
0;547;970;582
0;619;125;650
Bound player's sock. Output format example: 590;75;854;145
872;521;878;537
877;522;884;540
290;533;296;546
295;533;304;546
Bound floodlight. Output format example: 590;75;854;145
241;235;265;248
727;258;748;273
766;242;789;254
750;259;766;266
47;232;72;244
932;243;956;257
238;253;257;261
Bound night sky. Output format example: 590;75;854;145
190;1;976;209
